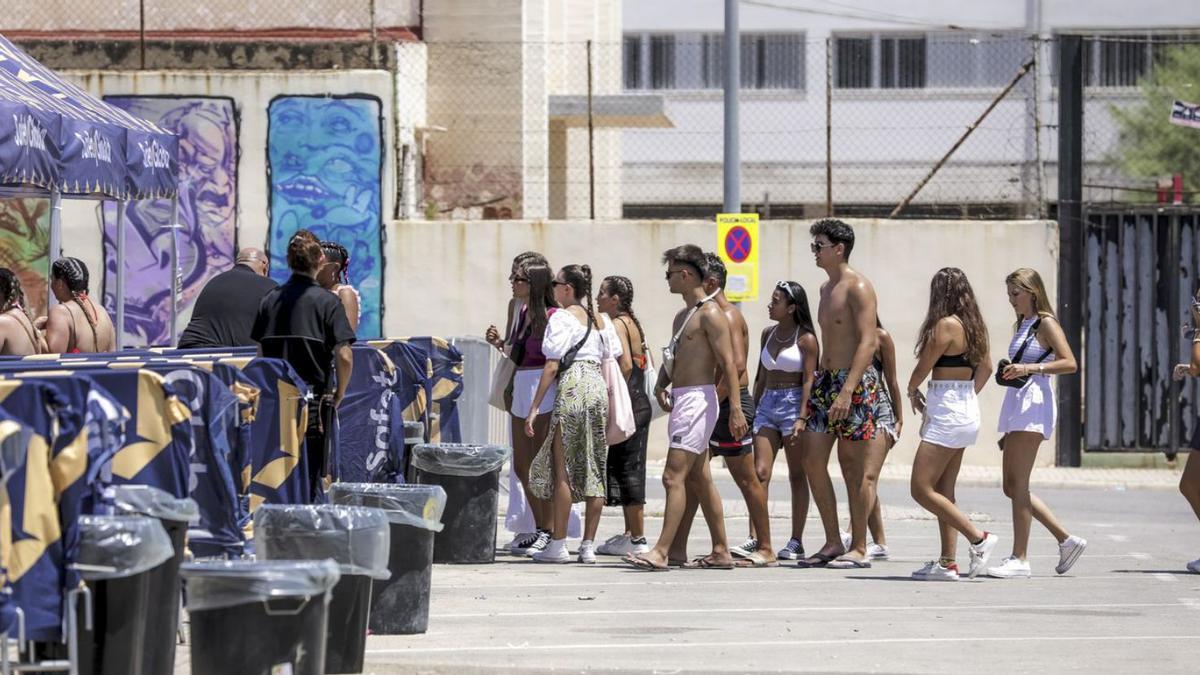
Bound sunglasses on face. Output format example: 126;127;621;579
810;241;834;253
510;275;528;283
665;269;687;280
553;280;571;287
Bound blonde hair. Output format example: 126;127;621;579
1005;268;1055;328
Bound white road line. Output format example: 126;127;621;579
1129;551;1152;560
1181;598;1200;611
1153;573;1179;583
366;633;1200;656
431;574;1141;590
432;601;1186;620
1106;534;1129;543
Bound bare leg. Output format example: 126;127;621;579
583;496;605;542
686;449;732;564
1003;432;1068;559
643;449;704;567
910;441;985;543
668;480;700;562
725;452;774;558
935;448;964;561
549;425;572;540
512;415;552;529
800;431;844;559
1181;452;1200;521
623;505;645;540
837;438;888;562
867;436;892;546
751;430;782;540
782;433;810;542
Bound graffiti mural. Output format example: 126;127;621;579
101;97;239;346
267;95;383;338
0;199;49;318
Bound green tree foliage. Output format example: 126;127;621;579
1111;45;1200;201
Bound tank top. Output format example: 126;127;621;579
514;306;555;368
1009;316;1053;363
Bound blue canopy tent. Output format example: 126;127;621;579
0;35;179;348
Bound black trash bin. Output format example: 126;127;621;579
255;505;390;674
72;514;174;675
108;485;198;675
181;560;340;675
410;443;510;564
329;483;447;634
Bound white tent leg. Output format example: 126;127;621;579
115;200;126;351
48;189;62;308
169;193;180;346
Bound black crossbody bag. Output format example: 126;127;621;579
995;318;1051;388
557;319;593;378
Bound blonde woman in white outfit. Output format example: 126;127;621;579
989;269;1088;579
907;268;997;581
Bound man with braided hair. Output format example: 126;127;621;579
38;258;115;353
0;268;47;355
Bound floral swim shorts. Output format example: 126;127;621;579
804;365;884;441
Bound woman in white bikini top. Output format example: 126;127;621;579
760;326;804;373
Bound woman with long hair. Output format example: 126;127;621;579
0;268;47;355
317;241;361;333
495;258;562;556
525;264;619;563
749;281;818;563
1173;283;1200;574
906;267;996;581
988;268;1087;578
595;275;652;557
39;257;115;354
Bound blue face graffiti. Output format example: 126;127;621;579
266;95;383;338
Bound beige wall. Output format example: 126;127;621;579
385;218;1061;467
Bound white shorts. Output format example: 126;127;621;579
919;380;980;449
512;368;555;419
668;385;719;454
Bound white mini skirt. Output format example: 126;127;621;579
998;375;1055;441
919;380;980;449
511;368;556;419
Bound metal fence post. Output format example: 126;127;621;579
1056;35;1085;467
722;0;740;213
825;37;833;216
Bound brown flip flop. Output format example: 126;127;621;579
681;555;735;570
624;553;670;572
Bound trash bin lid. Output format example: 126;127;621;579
181;559;341;612
411;443;511;477
107;485;200;524
328;483;447;532
254;505;391;580
403;421;424;443
73;515;174;580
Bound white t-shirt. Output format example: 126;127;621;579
543;310;622;364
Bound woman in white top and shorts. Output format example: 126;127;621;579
750;281;819;561
906;268;997;581
988;268;1087;578
525;264;622;564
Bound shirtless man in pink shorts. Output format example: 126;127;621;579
625;244;747;571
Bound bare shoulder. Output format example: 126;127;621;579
877;328;894;349
847;270;877;299
798;331;819;349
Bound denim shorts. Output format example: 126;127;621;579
753;386;804;435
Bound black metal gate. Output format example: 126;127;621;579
1083;209;1199;453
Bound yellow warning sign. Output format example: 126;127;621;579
716;213;759;302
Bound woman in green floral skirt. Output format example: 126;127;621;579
524;264;622;564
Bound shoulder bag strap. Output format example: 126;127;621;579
1011;317;1043;364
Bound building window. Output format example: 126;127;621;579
880;36;926;88
835;37;872;88
1058;33;1200;88
624;32;805;91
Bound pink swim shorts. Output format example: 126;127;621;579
667;385;719;454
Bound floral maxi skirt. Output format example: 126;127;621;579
530;361;609;503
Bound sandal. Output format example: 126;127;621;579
624;553;670;572
796;551;838;568
827;555;872;569
681;555;735;570
733;551;780;568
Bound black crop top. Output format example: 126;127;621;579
934;352;975;371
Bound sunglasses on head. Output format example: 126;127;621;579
775;281;795;300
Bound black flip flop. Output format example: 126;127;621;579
796;552;838;568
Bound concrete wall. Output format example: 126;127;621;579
384;218;1061;467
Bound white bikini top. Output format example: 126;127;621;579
760;326;803;373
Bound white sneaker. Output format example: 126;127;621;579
577;540;597;564
987;556;1032;578
596;534;632;556
1055;535;1087;575
629;537;650;554
866;542;889;561
967;532;999;579
531;539;570;564
1187;558;1200;574
777;538;804;560
912;560;959;581
840;530;853;551
508;531;539;555
524;530;551;557
730;537;758;559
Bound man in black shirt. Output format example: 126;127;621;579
251;231;356;499
178;248;277;348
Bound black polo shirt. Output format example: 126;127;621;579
250;273;357;396
178;264;278;348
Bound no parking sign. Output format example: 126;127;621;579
716;213;759;302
